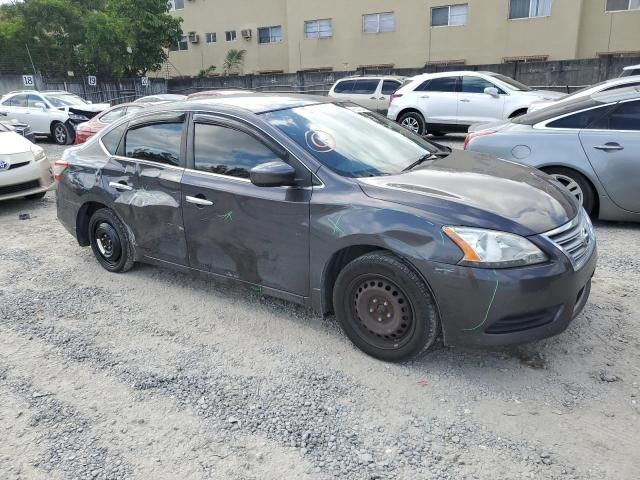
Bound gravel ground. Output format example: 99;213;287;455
0;139;638;480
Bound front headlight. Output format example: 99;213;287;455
443;226;548;268
30;145;46;162
68;113;89;122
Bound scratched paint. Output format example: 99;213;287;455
463;270;500;332
327;214;345;236
218;211;233;222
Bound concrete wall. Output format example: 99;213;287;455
166;0;640;77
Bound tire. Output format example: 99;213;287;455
545;167;595;215
24;192;46;200
398;112;426;136
333;251;440;362
52;121;74;145
88;208;135;273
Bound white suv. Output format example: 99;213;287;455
0;90;109;144
387;71;565;136
328;76;404;113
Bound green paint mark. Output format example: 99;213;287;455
328;214;345;236
250;285;263;295
463;270;500;332
218;211;233;222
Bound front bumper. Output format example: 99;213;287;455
0;158;54;201
417;244;597;347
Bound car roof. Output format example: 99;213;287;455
591;85;640;102
145;93;333;115
186;89;253;99
623;64;640;70
337;75;405;81
407;70;493;81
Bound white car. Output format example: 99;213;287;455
0;90;109;145
621;64;640;77
528;75;640;112
0;125;53;201
328;76;404;113
387;71;566;136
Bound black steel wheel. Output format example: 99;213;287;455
333;251;439;361
89;208;135;273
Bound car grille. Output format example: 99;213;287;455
0;179;40;196
542;210;595;270
8;161;30;170
486;307;559;334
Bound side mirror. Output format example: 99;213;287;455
250;160;296;187
34;102;47;110
484;87;499;97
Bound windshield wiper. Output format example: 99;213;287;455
402;152;448;172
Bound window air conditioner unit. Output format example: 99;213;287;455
241;29;252;39
189;32;200;43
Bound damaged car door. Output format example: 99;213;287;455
105;113;189;266
181;115;311;300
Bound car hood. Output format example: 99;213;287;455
58;104;109;117
358;150;578;236
521;90;567;101
0;131;33;154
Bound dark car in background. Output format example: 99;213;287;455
55;95;596;361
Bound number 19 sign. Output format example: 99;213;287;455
88;75;97;86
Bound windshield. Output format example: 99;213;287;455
263;103;440;178
488;74;532;92
45;94;89;107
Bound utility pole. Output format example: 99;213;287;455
25;44;38;89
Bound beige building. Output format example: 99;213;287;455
165;0;640;77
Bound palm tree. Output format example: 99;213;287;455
223;49;246;75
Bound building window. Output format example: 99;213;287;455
363;12;395;33
431;4;468;26
168;0;184;11
258;26;283;44
509;0;552;19
304;19;333;39
606;0;640;11
170;35;189;51
225;30;237;42
205;32;217;43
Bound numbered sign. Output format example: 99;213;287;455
141;77;149;87
88;75;97;86
22;75;34;87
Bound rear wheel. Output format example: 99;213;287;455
398;112;426;136
333;251;439;362
545;167;595;215
89;209;135;273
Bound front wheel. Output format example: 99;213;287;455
89;209;135;273
52;121;74;145
545;167;595;215
333;252;439;362
398;112;426;136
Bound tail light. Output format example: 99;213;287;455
74;127;91;145
52;159;69;181
463;130;497;150
390;93;403;104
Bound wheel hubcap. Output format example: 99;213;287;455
55;125;66;143
350;275;414;349
401;118;420;133
551;174;584;205
94;222;122;265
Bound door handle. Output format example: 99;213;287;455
369;97;377;100
420;95;430;99
379;97;386;100
593;143;623;152
186;195;213;207
109;181;133;191
460;99;471;103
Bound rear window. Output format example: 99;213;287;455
513;97;605;125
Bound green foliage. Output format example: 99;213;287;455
0;0;182;77
197;65;217;78
223;49;246;75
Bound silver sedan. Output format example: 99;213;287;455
465;87;640;222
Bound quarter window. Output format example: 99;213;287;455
125;122;183;166
102;124;127;155
591;101;640;131
363;12;395;33
415;76;459;92
304;19;333;39
431;4;468;26
258;26;283;44
194;123;278;179
225;30;237;42
461;76;503;94
205;32;217;43
509;0;552;19
382;80;401;95
606;0;640;11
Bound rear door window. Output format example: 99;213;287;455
333;80;356;93
546;105;615;129
590;100;640;131
415;76;459;92
125;122;183;166
7;94;28;107
352;79;381;95
381;80;401;95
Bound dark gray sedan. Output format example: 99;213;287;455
56;95;596;361
466;87;640;222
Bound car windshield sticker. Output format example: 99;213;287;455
305;130;336;153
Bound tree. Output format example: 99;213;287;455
223;49;246;75
198;65;217;78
